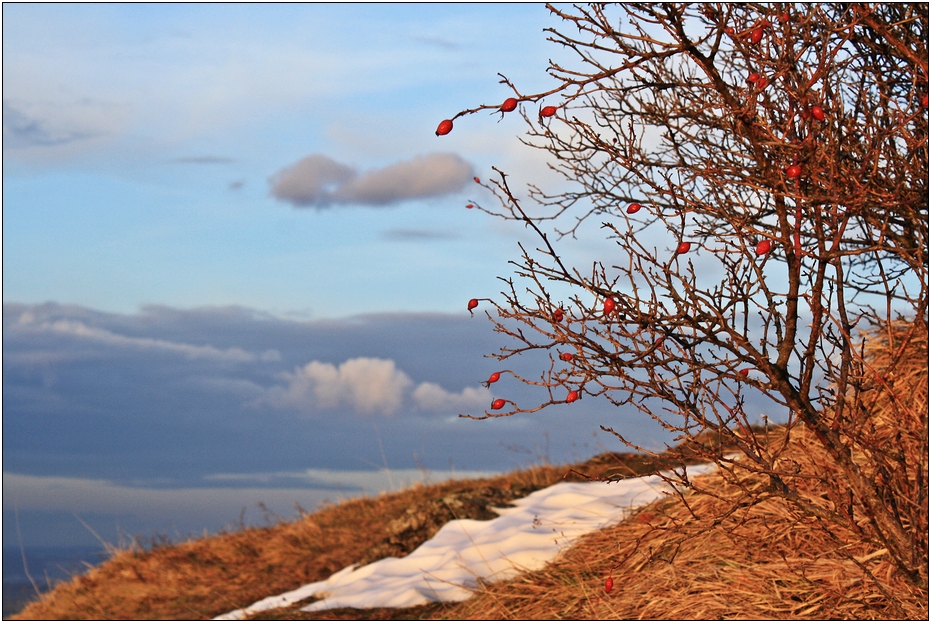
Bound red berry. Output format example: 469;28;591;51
922;94;929;108
755;239;772;256
540;105;558;117
676;241;691;254
566;390;580;403
466;203;474;209
725;27;736;35
473;177;480;183
486;371;501;385
603;297;616;315
749;27;764;44
552;308;564;322
626;202;642;214
468;298;479;311
605;577;614;593
559;352;573;362
501;97;518;112
491;398;506;410
435;119;453;136
747;72;761;84
810;106;825;121
738;368;752;377
786;164;802;178
779;12;790;23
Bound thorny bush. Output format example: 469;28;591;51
444;3;929;591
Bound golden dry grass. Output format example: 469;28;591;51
12;453;696;620
13;322;928;620
443;429;928;620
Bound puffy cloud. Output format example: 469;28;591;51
268;357;414;415
268;154;356;207
269;153;473;208
262;357;492;416
412;382;491;412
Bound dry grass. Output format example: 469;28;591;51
12;453;695;620
13;323;928;620
444;429;928;620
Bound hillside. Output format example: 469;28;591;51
12;325;929;620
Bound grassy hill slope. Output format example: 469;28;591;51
13;325;928;620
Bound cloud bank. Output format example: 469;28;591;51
269;153;473;208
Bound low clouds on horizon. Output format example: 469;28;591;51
269;153;473;208
1;301;720;547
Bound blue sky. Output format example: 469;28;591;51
3;2;568;318
3;4;785;550
2;2;628;549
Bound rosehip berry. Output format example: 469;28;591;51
552;308;564;322
750;27;764;44
466;204;474;209
922;94;929;108
435;119;453;136
566;390;580;403
605;577;614;593
486;371;501;385
626;202;642;214
559;352;573;362
540;105;558;117
603;297;616;315
810;106;826;121
755;239;772;256
501;97;518;112
747;72;761;85
738;368;752;377
726;27;736;35
786;164;802;178
779;12;790;22
468;298;479;313
491;398;506;410
474;177;481;183
676;241;691;254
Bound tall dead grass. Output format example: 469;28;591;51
443;427;928;620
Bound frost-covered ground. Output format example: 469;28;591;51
216;462;720;619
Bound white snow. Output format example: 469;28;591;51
215;462;719;620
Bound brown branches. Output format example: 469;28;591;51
448;2;928;586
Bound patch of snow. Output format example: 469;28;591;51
215;462;719;619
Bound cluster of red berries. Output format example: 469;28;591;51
436;99;559;137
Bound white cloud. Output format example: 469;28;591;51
267;357;414;415
269;153;473;208
412;382;491;412
13;315;274;363
262;357;491;416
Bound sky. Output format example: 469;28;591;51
2;4;782;551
